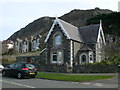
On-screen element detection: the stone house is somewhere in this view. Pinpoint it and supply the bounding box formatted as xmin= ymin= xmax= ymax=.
xmin=31 ymin=35 xmax=41 ymax=51
xmin=14 ymin=35 xmax=41 ymax=53
xmin=2 ymin=40 xmax=14 ymax=54
xmin=14 ymin=38 xmax=23 ymax=53
xmin=22 ymin=38 xmax=29 ymax=53
xmin=44 ymin=17 xmax=106 ymax=68
xmin=105 ymin=34 xmax=120 ymax=43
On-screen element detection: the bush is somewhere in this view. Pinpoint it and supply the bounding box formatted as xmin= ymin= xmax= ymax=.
xmin=93 ymin=55 xmax=120 ymax=66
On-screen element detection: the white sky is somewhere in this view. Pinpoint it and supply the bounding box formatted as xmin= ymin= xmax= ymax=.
xmin=0 ymin=0 xmax=120 ymax=41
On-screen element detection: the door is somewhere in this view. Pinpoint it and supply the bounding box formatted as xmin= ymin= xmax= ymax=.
xmin=6 ymin=63 xmax=16 ymax=76
xmin=12 ymin=63 xmax=22 ymax=76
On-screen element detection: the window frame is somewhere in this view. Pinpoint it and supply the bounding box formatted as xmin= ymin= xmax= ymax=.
xmin=8 ymin=63 xmax=16 ymax=68
xmin=14 ymin=63 xmax=22 ymax=68
xmin=80 ymin=53 xmax=87 ymax=65
xmin=52 ymin=52 xmax=57 ymax=63
xmin=51 ymin=51 xmax=63 ymax=64
xmin=54 ymin=35 xmax=62 ymax=45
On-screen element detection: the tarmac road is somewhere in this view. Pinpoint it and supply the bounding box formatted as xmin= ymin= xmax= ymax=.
xmin=0 ymin=73 xmax=119 ymax=88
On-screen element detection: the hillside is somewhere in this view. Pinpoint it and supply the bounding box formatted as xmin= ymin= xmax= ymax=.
xmin=86 ymin=12 xmax=120 ymax=36
xmin=7 ymin=8 xmax=113 ymax=48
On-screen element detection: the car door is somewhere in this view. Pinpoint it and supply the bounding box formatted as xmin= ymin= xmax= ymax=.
xmin=6 ymin=63 xmax=16 ymax=76
xmin=12 ymin=63 xmax=22 ymax=76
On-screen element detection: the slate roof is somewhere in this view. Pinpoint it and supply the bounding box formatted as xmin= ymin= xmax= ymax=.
xmin=45 ymin=18 xmax=100 ymax=44
xmin=79 ymin=24 xmax=100 ymax=44
xmin=59 ymin=19 xmax=83 ymax=42
xmin=45 ymin=18 xmax=83 ymax=43
xmin=80 ymin=44 xmax=92 ymax=51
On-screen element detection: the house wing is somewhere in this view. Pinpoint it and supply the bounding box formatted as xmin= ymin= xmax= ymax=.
xmin=45 ymin=18 xmax=83 ymax=43
xmin=79 ymin=24 xmax=100 ymax=44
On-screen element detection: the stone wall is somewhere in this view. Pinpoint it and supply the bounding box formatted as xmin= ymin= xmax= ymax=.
xmin=73 ymin=64 xmax=118 ymax=73
xmin=16 ymin=55 xmax=71 ymax=73
xmin=16 ymin=54 xmax=119 ymax=73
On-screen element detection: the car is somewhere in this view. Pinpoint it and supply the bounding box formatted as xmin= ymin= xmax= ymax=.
xmin=0 ymin=64 xmax=4 ymax=72
xmin=2 ymin=62 xmax=38 ymax=79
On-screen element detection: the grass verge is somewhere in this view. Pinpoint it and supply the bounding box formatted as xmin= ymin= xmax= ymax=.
xmin=36 ymin=72 xmax=115 ymax=82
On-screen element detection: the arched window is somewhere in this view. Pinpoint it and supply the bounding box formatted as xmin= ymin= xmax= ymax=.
xmin=55 ymin=35 xmax=62 ymax=45
xmin=82 ymin=55 xmax=86 ymax=62
xmin=90 ymin=54 xmax=93 ymax=61
xmin=80 ymin=54 xmax=87 ymax=64
xmin=89 ymin=54 xmax=93 ymax=63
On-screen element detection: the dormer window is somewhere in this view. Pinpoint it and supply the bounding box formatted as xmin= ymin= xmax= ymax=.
xmin=55 ymin=35 xmax=62 ymax=45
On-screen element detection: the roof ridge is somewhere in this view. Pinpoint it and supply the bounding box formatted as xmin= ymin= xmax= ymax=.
xmin=58 ymin=19 xmax=78 ymax=29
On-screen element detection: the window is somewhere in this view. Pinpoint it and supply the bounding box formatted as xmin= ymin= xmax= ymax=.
xmin=8 ymin=63 xmax=15 ymax=68
xmin=82 ymin=55 xmax=86 ymax=62
xmin=32 ymin=40 xmax=37 ymax=50
xmin=89 ymin=54 xmax=93 ymax=63
xmin=26 ymin=64 xmax=36 ymax=69
xmin=37 ymin=38 xmax=40 ymax=43
xmin=90 ymin=55 xmax=93 ymax=61
xmin=55 ymin=35 xmax=61 ymax=45
xmin=52 ymin=52 xmax=57 ymax=62
xmin=33 ymin=40 xmax=36 ymax=43
xmin=80 ymin=54 xmax=87 ymax=64
xmin=51 ymin=51 xmax=63 ymax=63
xmin=14 ymin=63 xmax=21 ymax=68
xmin=24 ymin=41 xmax=27 ymax=45
xmin=57 ymin=51 xmax=63 ymax=63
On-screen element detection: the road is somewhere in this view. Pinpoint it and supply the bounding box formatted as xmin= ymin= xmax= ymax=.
xmin=0 ymin=73 xmax=119 ymax=88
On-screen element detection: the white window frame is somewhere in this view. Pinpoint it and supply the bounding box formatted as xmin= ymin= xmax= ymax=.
xmin=89 ymin=52 xmax=93 ymax=63
xmin=51 ymin=51 xmax=63 ymax=64
xmin=79 ymin=53 xmax=87 ymax=65
xmin=51 ymin=52 xmax=57 ymax=63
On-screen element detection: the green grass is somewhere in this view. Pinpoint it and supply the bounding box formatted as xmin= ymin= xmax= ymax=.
xmin=36 ymin=72 xmax=115 ymax=82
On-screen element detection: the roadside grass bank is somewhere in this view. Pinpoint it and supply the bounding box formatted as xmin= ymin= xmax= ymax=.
xmin=36 ymin=72 xmax=115 ymax=82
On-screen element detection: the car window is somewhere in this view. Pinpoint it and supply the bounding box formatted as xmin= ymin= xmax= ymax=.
xmin=14 ymin=63 xmax=22 ymax=68
xmin=8 ymin=63 xmax=16 ymax=68
xmin=25 ymin=64 xmax=35 ymax=69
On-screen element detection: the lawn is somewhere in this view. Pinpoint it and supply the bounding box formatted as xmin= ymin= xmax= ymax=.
xmin=36 ymin=72 xmax=115 ymax=82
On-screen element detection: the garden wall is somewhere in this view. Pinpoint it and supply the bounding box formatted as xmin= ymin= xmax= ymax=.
xmin=73 ymin=64 xmax=118 ymax=73
xmin=16 ymin=56 xmax=119 ymax=73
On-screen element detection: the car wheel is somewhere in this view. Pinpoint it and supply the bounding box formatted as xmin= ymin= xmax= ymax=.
xmin=17 ymin=72 xmax=23 ymax=79
xmin=2 ymin=71 xmax=6 ymax=77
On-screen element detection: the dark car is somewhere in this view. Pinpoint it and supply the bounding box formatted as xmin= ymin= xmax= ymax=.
xmin=2 ymin=62 xmax=38 ymax=79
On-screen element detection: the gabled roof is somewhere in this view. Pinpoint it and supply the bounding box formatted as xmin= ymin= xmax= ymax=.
xmin=59 ymin=19 xmax=83 ymax=42
xmin=45 ymin=17 xmax=83 ymax=42
xmin=79 ymin=24 xmax=100 ymax=44
xmin=80 ymin=44 xmax=92 ymax=51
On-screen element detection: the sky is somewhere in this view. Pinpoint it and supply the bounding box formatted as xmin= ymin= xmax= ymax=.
xmin=0 ymin=0 xmax=120 ymax=41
